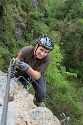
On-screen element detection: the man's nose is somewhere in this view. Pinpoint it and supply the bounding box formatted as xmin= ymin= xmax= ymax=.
xmin=41 ymin=52 xmax=45 ymax=56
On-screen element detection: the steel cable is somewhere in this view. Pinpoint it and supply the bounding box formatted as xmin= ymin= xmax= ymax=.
xmin=29 ymin=76 xmax=71 ymax=125
xmin=1 ymin=59 xmax=12 ymax=125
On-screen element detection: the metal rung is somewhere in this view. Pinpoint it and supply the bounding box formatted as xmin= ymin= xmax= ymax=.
xmin=60 ymin=116 xmax=70 ymax=124
xmin=15 ymin=76 xmax=32 ymax=91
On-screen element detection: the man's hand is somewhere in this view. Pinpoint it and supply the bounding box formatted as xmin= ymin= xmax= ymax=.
xmin=16 ymin=59 xmax=30 ymax=71
xmin=8 ymin=66 xmax=16 ymax=78
xmin=10 ymin=66 xmax=16 ymax=78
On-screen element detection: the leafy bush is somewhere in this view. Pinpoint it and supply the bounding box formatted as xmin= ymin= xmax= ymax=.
xmin=0 ymin=46 xmax=11 ymax=72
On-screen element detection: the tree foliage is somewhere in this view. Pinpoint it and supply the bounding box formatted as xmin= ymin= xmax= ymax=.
xmin=0 ymin=0 xmax=83 ymax=125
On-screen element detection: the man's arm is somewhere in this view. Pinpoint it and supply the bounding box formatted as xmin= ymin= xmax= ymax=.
xmin=16 ymin=59 xmax=41 ymax=80
xmin=27 ymin=67 xmax=41 ymax=80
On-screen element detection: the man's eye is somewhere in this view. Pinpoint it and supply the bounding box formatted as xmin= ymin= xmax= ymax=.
xmin=39 ymin=48 xmax=49 ymax=54
xmin=40 ymin=49 xmax=43 ymax=52
xmin=44 ymin=51 xmax=48 ymax=54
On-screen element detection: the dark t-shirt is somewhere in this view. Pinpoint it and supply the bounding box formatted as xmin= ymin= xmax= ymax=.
xmin=17 ymin=46 xmax=51 ymax=75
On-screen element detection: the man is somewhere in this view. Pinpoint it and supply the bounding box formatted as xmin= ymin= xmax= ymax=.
xmin=12 ymin=35 xmax=54 ymax=107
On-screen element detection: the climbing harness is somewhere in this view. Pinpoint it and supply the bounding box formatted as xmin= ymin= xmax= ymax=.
xmin=1 ymin=58 xmax=70 ymax=125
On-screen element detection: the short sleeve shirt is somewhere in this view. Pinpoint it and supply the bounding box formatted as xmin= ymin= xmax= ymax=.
xmin=17 ymin=46 xmax=51 ymax=76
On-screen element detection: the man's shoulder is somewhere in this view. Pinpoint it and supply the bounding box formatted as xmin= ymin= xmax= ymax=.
xmin=20 ymin=46 xmax=34 ymax=52
xmin=21 ymin=46 xmax=34 ymax=50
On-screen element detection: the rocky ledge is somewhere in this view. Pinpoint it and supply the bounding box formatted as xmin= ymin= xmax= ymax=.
xmin=0 ymin=71 xmax=61 ymax=125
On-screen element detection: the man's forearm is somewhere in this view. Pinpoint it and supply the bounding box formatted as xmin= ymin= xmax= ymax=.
xmin=26 ymin=67 xmax=41 ymax=80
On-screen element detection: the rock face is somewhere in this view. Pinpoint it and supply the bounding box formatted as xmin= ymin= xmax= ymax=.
xmin=0 ymin=71 xmax=61 ymax=125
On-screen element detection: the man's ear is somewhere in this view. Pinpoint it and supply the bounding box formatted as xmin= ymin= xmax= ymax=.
xmin=35 ymin=44 xmax=39 ymax=49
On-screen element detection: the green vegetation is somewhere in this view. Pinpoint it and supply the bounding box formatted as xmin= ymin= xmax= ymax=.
xmin=0 ymin=0 xmax=83 ymax=125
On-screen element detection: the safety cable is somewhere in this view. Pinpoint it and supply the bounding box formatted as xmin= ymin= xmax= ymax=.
xmin=27 ymin=75 xmax=71 ymax=125
xmin=1 ymin=59 xmax=12 ymax=125
xmin=16 ymin=74 xmax=70 ymax=125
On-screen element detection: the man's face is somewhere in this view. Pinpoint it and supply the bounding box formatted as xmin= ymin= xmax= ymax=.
xmin=35 ymin=44 xmax=49 ymax=59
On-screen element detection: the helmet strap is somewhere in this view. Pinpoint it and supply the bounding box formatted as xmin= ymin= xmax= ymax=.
xmin=34 ymin=44 xmax=39 ymax=56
